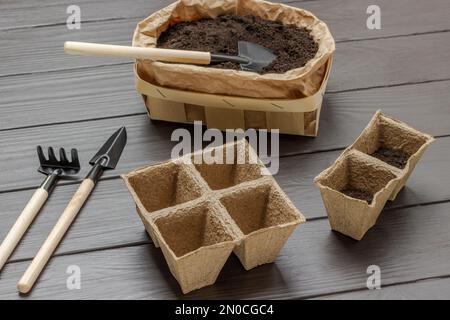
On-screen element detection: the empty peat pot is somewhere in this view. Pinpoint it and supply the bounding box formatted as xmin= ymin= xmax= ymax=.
xmin=152 ymin=200 xmax=238 ymax=294
xmin=123 ymin=161 xmax=207 ymax=247
xmin=122 ymin=140 xmax=305 ymax=293
xmin=219 ymin=181 xmax=302 ymax=270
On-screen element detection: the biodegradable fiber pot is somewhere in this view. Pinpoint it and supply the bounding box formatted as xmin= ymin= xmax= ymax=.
xmin=133 ymin=0 xmax=335 ymax=100
xmin=314 ymin=150 xmax=402 ymax=241
xmin=315 ymin=111 xmax=435 ymax=240
xmin=122 ymin=140 xmax=305 ymax=293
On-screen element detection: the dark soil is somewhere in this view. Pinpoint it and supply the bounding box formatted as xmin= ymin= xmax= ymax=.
xmin=371 ymin=147 xmax=409 ymax=169
xmin=341 ymin=188 xmax=374 ymax=204
xmin=157 ymin=15 xmax=318 ymax=74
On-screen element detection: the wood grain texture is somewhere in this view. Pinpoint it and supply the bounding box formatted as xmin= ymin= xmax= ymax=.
xmin=1 ymin=78 xmax=448 ymax=191
xmin=0 ymin=0 xmax=168 ymax=30
xmin=0 ymin=103 xmax=446 ymax=191
xmin=294 ymin=0 xmax=450 ymax=41
xmin=3 ymin=0 xmax=450 ymax=41
xmin=2 ymin=69 xmax=450 ymax=134
xmin=280 ymin=79 xmax=450 ymax=155
xmin=0 ymin=116 xmax=182 ymax=191
xmin=0 ymin=137 xmax=447 ymax=264
xmin=315 ymin=278 xmax=450 ymax=300
xmin=328 ymin=32 xmax=450 ymax=92
xmin=0 ymin=64 xmax=143 ymax=130
xmin=0 ymin=19 xmax=135 ymax=77
xmin=1 ymin=0 xmax=450 ymax=300
xmin=0 ymin=201 xmax=449 ymax=299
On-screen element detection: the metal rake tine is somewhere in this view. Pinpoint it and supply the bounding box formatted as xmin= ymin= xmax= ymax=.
xmin=37 ymin=146 xmax=47 ymax=164
xmin=70 ymin=148 xmax=80 ymax=167
xmin=47 ymin=147 xmax=58 ymax=162
xmin=59 ymin=148 xmax=69 ymax=164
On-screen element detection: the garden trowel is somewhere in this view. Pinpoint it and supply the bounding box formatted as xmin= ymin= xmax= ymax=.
xmin=64 ymin=41 xmax=277 ymax=72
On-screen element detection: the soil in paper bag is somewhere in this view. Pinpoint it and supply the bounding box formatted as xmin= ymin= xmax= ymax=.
xmin=157 ymin=15 xmax=318 ymax=74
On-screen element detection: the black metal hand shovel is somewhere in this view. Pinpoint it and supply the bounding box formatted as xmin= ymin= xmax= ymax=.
xmin=64 ymin=41 xmax=277 ymax=72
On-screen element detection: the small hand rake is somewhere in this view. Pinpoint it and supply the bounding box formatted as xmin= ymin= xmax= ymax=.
xmin=0 ymin=146 xmax=80 ymax=271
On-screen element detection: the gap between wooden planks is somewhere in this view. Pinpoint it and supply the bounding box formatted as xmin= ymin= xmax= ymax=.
xmin=0 ymin=135 xmax=448 ymax=264
xmin=313 ymin=276 xmax=450 ymax=300
xmin=2 ymin=64 xmax=450 ymax=132
xmin=0 ymin=201 xmax=449 ymax=299
xmin=0 ymin=93 xmax=448 ymax=192
xmin=0 ymin=0 xmax=450 ymax=300
xmin=2 ymin=0 xmax=450 ymax=42
xmin=1 ymin=0 xmax=450 ymax=79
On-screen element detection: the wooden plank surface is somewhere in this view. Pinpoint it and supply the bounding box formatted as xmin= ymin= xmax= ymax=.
xmin=3 ymin=0 xmax=450 ymax=42
xmin=0 ymin=202 xmax=449 ymax=299
xmin=0 ymin=19 xmax=134 ymax=77
xmin=0 ymin=0 xmax=168 ymax=30
xmin=0 ymin=64 xmax=143 ymax=130
xmin=328 ymin=32 xmax=450 ymax=92
xmin=294 ymin=0 xmax=450 ymax=41
xmin=315 ymin=278 xmax=450 ymax=300
xmin=276 ymin=79 xmax=450 ymax=156
xmin=2 ymin=68 xmax=450 ymax=134
xmin=1 ymin=0 xmax=450 ymax=300
xmin=0 ymin=97 xmax=446 ymax=193
xmin=0 ymin=116 xmax=181 ymax=191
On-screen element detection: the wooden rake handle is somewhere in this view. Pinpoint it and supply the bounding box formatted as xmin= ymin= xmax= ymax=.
xmin=0 ymin=188 xmax=48 ymax=272
xmin=64 ymin=41 xmax=212 ymax=65
xmin=17 ymin=179 xmax=95 ymax=293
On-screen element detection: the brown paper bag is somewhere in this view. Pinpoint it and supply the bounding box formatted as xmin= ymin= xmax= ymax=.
xmin=133 ymin=0 xmax=335 ymax=99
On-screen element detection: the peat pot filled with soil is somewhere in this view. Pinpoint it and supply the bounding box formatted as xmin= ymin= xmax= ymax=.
xmin=314 ymin=111 xmax=435 ymax=240
xmin=133 ymin=0 xmax=335 ymax=136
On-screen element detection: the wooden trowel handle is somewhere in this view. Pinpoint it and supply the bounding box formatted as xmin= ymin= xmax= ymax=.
xmin=17 ymin=179 xmax=95 ymax=294
xmin=0 ymin=188 xmax=48 ymax=272
xmin=64 ymin=41 xmax=211 ymax=65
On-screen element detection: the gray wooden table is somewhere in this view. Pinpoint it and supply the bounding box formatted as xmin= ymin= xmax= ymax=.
xmin=1 ymin=0 xmax=449 ymax=299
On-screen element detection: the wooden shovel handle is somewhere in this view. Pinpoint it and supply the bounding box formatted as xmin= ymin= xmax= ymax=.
xmin=17 ymin=179 xmax=95 ymax=293
xmin=64 ymin=41 xmax=212 ymax=65
xmin=0 ymin=188 xmax=48 ymax=272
